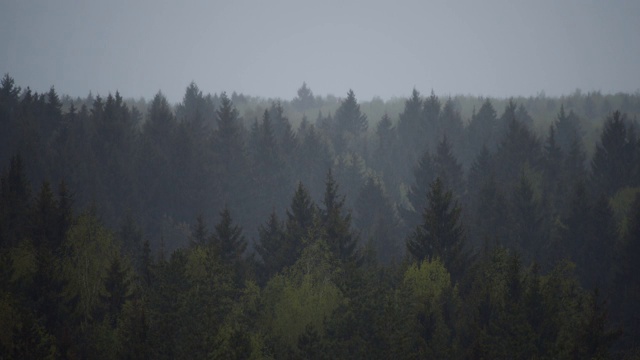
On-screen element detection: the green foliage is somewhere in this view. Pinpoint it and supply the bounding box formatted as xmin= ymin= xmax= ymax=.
xmin=261 ymin=240 xmax=344 ymax=354
xmin=393 ymin=258 xmax=460 ymax=358
xmin=1 ymin=76 xmax=638 ymax=358
xmin=62 ymin=210 xmax=119 ymax=325
xmin=320 ymin=169 xmax=359 ymax=265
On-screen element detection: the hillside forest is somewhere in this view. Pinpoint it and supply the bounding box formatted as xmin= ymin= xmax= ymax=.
xmin=1 ymin=74 xmax=640 ymax=359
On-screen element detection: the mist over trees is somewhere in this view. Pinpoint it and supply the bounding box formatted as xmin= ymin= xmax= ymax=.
xmin=1 ymin=74 xmax=640 ymax=358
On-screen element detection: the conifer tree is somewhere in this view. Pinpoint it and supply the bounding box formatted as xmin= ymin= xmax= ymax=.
xmin=332 ymin=89 xmax=367 ymax=154
xmin=321 ymin=170 xmax=358 ymax=265
xmin=292 ymin=82 xmax=316 ymax=112
xmin=407 ymin=178 xmax=468 ymax=281
xmin=466 ymin=99 xmax=497 ymax=154
xmin=434 ymin=135 xmax=464 ymax=197
xmin=284 ymin=183 xmax=317 ymax=266
xmin=189 ymin=215 xmax=208 ymax=248
xmin=354 ymin=176 xmax=400 ymax=264
xmin=400 ymin=150 xmax=435 ymax=233
xmin=102 ymin=254 xmax=132 ymax=326
xmin=212 ymin=206 xmax=247 ymax=266
xmin=591 ymin=111 xmax=637 ymax=196
xmin=256 ymin=211 xmax=287 ymax=280
xmin=397 ymin=89 xmax=425 ymax=169
xmin=554 ymin=105 xmax=582 ymax=153
xmin=510 ymin=172 xmax=544 ymax=262
xmin=438 ymin=98 xmax=464 ymax=144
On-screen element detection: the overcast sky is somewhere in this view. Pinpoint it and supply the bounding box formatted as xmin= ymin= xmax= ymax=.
xmin=2 ymin=0 xmax=639 ymax=102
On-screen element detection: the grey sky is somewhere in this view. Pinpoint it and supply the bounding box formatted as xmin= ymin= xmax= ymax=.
xmin=2 ymin=0 xmax=639 ymax=102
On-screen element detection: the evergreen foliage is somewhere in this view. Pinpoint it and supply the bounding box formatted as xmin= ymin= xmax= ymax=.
xmin=0 ymin=75 xmax=636 ymax=357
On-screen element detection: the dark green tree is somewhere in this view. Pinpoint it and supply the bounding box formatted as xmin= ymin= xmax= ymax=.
xmin=510 ymin=172 xmax=544 ymax=263
xmin=256 ymin=211 xmax=287 ymax=281
xmin=354 ymin=176 xmax=400 ymax=265
xmin=438 ymin=98 xmax=464 ymax=145
xmin=284 ymin=182 xmax=318 ymax=266
xmin=465 ymin=99 xmax=497 ymax=157
xmin=433 ymin=135 xmax=464 ymax=197
xmin=321 ymin=170 xmax=358 ymax=265
xmin=579 ymin=195 xmax=617 ymax=291
xmin=406 ymin=178 xmax=468 ymax=281
xmin=554 ymin=105 xmax=582 ymax=153
xmin=396 ymin=89 xmax=425 ymax=175
xmin=332 ymin=90 xmax=367 ymax=154
xmin=572 ymin=289 xmax=620 ymax=359
xmin=615 ymin=193 xmax=640 ymax=347
xmin=212 ymin=92 xmax=249 ymax=208
xmin=0 ymin=155 xmax=31 ymax=248
xmin=591 ymin=110 xmax=637 ymax=196
xmin=211 ymin=206 xmax=247 ymax=269
xmin=422 ymin=90 xmax=442 ymax=148
xmin=494 ymin=113 xmax=541 ymax=190
xmin=102 ymin=254 xmax=132 ymax=326
xmin=399 ymin=150 xmax=435 ymax=234
xmin=189 ymin=214 xmax=208 ymax=248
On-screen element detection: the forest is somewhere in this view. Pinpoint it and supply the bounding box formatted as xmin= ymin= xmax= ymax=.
xmin=1 ymin=74 xmax=640 ymax=359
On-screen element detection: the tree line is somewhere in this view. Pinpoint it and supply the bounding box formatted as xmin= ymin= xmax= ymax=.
xmin=1 ymin=74 xmax=639 ymax=358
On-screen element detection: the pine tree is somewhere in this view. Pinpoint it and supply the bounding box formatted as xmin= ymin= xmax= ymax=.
xmin=591 ymin=110 xmax=637 ymax=196
xmin=615 ymin=193 xmax=640 ymax=346
xmin=354 ymin=176 xmax=400 ymax=265
xmin=433 ymin=135 xmax=464 ymax=197
xmin=321 ymin=170 xmax=358 ymax=265
xmin=31 ymin=181 xmax=58 ymax=250
xmin=284 ymin=182 xmax=317 ymax=266
xmin=579 ymin=195 xmax=617 ymax=291
xmin=438 ymin=98 xmax=464 ymax=145
xmin=189 ymin=215 xmax=208 ymax=248
xmin=466 ymin=99 xmax=497 ymax=155
xmin=333 ymin=89 xmax=367 ymax=153
xmin=406 ymin=178 xmax=468 ymax=281
xmin=0 ymin=155 xmax=31 ymax=248
xmin=292 ymin=82 xmax=316 ymax=112
xmin=510 ymin=172 xmax=544 ymax=263
xmin=335 ymin=89 xmax=367 ymax=136
xmin=494 ymin=114 xmax=541 ymax=189
xmin=256 ymin=211 xmax=287 ymax=280
xmin=102 ymin=254 xmax=132 ymax=326
xmin=212 ymin=206 xmax=247 ymax=267
xmin=212 ymin=92 xmax=249 ymax=207
xmin=400 ymin=149 xmax=435 ymax=233
xmin=554 ymin=105 xmax=582 ymax=153
xmin=56 ymin=180 xmax=73 ymax=247
xmin=542 ymin=125 xmax=564 ymax=212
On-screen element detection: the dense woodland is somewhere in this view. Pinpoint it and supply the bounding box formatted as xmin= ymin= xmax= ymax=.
xmin=1 ymin=73 xmax=640 ymax=359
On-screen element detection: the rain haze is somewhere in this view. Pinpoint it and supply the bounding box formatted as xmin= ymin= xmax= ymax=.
xmin=4 ymin=1 xmax=640 ymax=358
xmin=2 ymin=0 xmax=639 ymax=101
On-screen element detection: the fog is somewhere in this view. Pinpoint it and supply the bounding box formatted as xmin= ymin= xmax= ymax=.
xmin=2 ymin=0 xmax=639 ymax=101
xmin=3 ymin=1 xmax=640 ymax=358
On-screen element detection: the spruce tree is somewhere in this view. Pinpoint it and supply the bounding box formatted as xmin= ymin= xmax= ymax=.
xmin=400 ymin=150 xmax=435 ymax=233
xmin=406 ymin=178 xmax=468 ymax=280
xmin=102 ymin=254 xmax=132 ymax=326
xmin=284 ymin=183 xmax=317 ymax=267
xmin=434 ymin=135 xmax=464 ymax=197
xmin=256 ymin=211 xmax=287 ymax=280
xmin=321 ymin=170 xmax=358 ymax=265
xmin=591 ymin=111 xmax=637 ymax=196
xmin=212 ymin=206 xmax=247 ymax=266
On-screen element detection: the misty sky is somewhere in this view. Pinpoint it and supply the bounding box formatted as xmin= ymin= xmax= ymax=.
xmin=2 ymin=0 xmax=639 ymax=102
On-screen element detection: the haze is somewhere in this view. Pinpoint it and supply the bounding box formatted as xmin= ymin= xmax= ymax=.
xmin=2 ymin=0 xmax=639 ymax=101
